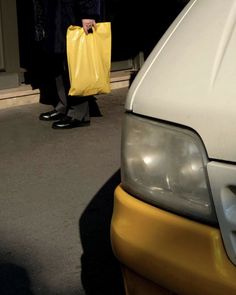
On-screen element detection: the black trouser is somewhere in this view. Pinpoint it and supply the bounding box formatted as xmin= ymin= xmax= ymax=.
xmin=39 ymin=52 xmax=90 ymax=121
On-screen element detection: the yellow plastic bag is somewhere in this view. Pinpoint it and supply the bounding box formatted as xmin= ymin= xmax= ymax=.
xmin=66 ymin=22 xmax=111 ymax=96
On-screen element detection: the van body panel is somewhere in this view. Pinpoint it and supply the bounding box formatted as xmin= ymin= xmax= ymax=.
xmin=126 ymin=0 xmax=236 ymax=162
xmin=111 ymin=186 xmax=236 ymax=295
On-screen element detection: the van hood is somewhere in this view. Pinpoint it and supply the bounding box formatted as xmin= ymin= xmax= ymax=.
xmin=126 ymin=0 xmax=236 ymax=163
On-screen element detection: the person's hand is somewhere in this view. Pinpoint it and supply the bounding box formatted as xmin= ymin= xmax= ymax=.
xmin=82 ymin=19 xmax=97 ymax=35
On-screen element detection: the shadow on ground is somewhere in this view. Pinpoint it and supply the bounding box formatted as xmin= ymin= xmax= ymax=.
xmin=79 ymin=169 xmax=125 ymax=295
xmin=0 ymin=171 xmax=124 ymax=295
xmin=0 ymin=263 xmax=34 ymax=295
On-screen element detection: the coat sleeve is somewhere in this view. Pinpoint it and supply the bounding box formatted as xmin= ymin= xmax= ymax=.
xmin=78 ymin=0 xmax=101 ymax=20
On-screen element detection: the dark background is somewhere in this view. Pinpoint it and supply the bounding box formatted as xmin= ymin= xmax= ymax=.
xmin=17 ymin=0 xmax=190 ymax=69
xmin=107 ymin=0 xmax=189 ymax=60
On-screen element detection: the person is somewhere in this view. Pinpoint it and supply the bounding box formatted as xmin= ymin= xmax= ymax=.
xmin=25 ymin=0 xmax=102 ymax=129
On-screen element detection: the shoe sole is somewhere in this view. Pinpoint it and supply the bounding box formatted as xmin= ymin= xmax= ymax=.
xmin=52 ymin=121 xmax=91 ymax=129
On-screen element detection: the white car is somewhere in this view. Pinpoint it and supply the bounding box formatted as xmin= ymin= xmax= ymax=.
xmin=111 ymin=0 xmax=236 ymax=294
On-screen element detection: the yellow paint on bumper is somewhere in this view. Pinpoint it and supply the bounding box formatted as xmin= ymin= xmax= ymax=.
xmin=111 ymin=185 xmax=236 ymax=295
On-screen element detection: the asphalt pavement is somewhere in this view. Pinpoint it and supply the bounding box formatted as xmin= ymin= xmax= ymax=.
xmin=0 ymin=88 xmax=128 ymax=295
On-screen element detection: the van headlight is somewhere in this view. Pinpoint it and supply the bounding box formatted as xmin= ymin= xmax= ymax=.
xmin=121 ymin=113 xmax=217 ymax=224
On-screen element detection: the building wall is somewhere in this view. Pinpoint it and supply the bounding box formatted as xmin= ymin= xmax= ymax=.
xmin=0 ymin=0 xmax=20 ymax=90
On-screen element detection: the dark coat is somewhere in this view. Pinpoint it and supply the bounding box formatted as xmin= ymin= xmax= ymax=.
xmin=17 ymin=0 xmax=102 ymax=105
xmin=36 ymin=0 xmax=101 ymax=54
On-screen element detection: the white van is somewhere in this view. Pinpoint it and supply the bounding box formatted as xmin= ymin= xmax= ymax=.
xmin=111 ymin=0 xmax=236 ymax=294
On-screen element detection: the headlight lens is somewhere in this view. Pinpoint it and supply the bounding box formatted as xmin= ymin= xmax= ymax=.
xmin=121 ymin=113 xmax=217 ymax=224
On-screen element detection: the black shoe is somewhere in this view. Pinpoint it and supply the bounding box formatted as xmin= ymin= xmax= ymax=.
xmin=52 ymin=116 xmax=90 ymax=129
xmin=39 ymin=110 xmax=65 ymax=121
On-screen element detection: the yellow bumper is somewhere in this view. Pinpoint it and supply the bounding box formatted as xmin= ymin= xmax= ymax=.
xmin=111 ymin=185 xmax=236 ymax=295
